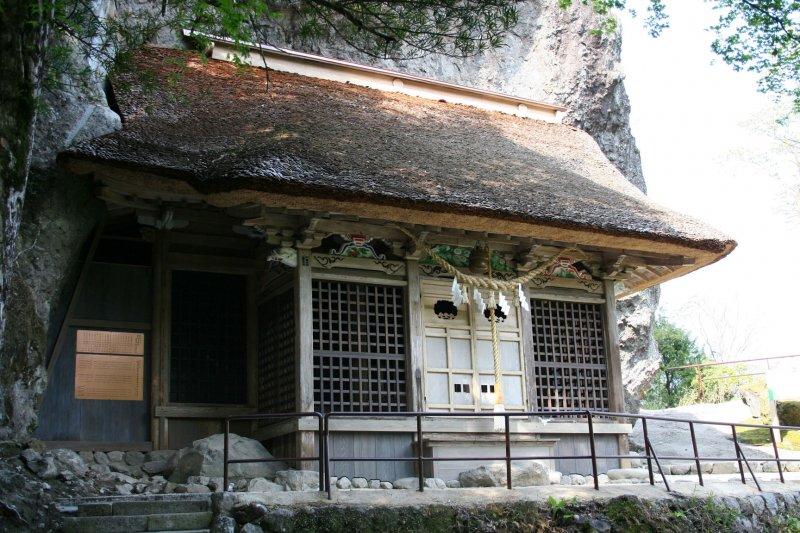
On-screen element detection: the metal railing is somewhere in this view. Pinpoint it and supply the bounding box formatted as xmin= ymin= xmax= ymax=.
xmin=221 ymin=410 xmax=800 ymax=498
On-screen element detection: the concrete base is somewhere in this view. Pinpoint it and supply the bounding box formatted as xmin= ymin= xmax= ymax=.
xmin=222 ymin=478 xmax=800 ymax=510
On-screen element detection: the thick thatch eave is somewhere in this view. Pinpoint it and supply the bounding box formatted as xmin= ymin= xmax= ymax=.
xmin=60 ymin=47 xmax=735 ymax=291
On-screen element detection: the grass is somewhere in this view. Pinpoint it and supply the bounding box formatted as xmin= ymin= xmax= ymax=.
xmin=735 ymin=426 xmax=800 ymax=451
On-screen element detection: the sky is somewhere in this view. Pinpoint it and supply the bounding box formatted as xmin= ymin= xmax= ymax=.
xmin=619 ymin=3 xmax=800 ymax=360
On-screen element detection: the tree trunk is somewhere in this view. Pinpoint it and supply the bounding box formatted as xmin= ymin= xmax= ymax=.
xmin=0 ymin=0 xmax=52 ymax=353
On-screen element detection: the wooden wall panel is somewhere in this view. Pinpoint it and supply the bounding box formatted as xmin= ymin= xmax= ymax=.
xmin=328 ymin=432 xmax=414 ymax=481
xmin=36 ymin=262 xmax=152 ymax=444
xmin=552 ymin=433 xmax=620 ymax=475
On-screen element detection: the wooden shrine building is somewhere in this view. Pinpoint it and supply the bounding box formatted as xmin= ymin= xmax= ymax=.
xmin=42 ymin=39 xmax=735 ymax=480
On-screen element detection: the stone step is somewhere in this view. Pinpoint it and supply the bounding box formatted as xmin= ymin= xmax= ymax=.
xmin=76 ymin=498 xmax=210 ymax=516
xmin=63 ymin=511 xmax=213 ymax=533
xmin=148 ymin=530 xmax=209 ymax=533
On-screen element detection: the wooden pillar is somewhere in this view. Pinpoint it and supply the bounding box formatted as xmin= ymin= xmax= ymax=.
xmin=519 ymin=286 xmax=537 ymax=412
xmin=405 ymin=258 xmax=425 ymax=411
xmin=294 ymin=248 xmax=315 ymax=467
xmin=152 ymin=230 xmax=170 ymax=449
xmin=603 ymin=279 xmax=629 ymax=465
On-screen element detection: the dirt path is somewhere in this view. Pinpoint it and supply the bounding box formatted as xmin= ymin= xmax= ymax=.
xmin=629 ymin=400 xmax=800 ymax=463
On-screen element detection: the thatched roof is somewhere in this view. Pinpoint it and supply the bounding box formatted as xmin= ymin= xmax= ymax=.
xmin=63 ymin=47 xmax=733 ymax=256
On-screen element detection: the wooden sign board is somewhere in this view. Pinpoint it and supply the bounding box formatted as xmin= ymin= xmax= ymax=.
xmin=75 ymin=353 xmax=144 ymax=401
xmin=76 ymin=330 xmax=144 ymax=356
xmin=74 ymin=330 xmax=145 ymax=401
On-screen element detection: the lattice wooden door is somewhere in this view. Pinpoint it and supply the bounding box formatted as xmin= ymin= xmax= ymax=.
xmin=312 ymin=279 xmax=407 ymax=412
xmin=530 ymin=298 xmax=609 ymax=411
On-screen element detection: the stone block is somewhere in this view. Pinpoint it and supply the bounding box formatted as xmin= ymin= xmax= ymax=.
xmin=113 ymin=498 xmax=209 ymax=516
xmin=148 ymin=511 xmax=213 ymax=531
xmin=77 ymin=502 xmax=112 ymax=517
xmin=63 ymin=515 xmax=147 ymax=533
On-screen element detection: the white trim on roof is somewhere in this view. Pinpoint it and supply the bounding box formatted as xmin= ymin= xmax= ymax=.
xmin=184 ymin=30 xmax=564 ymax=123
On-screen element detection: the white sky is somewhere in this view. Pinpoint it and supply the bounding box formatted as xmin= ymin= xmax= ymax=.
xmin=620 ymin=3 xmax=800 ymax=360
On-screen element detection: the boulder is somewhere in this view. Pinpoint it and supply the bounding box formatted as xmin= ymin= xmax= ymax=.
xmin=669 ymin=463 xmax=691 ymax=476
xmin=689 ymin=462 xmax=714 ymax=474
xmin=174 ymin=483 xmax=211 ymax=494
xmin=147 ymin=450 xmax=176 ymax=463
xmin=93 ymin=452 xmax=109 ymax=465
xmin=606 ymin=468 xmax=650 ymax=481
xmin=89 ymin=463 xmax=111 ymax=475
xmin=711 ymin=462 xmax=740 ymax=475
xmin=125 ymin=451 xmax=145 ymax=466
xmin=457 ymin=462 xmax=549 ymax=488
xmin=336 ymin=477 xmax=351 ymax=489
xmin=393 ymin=477 xmax=421 ymax=490
xmin=247 ymin=478 xmax=284 ymax=492
xmin=368 ymin=479 xmax=381 ymax=489
xmin=275 ymin=470 xmax=320 ymax=491
xmin=241 ymin=524 xmax=264 ymax=533
xmin=51 ymin=448 xmax=88 ymax=476
xmin=762 ymin=461 xmax=780 ymax=473
xmin=351 ymin=477 xmax=368 ymax=489
xmin=548 ymin=471 xmax=563 ymax=485
xmin=142 ymin=460 xmax=168 ymax=475
xmin=78 ymin=451 xmax=94 ymax=464
xmin=107 ymin=451 xmax=125 ymax=463
xmin=424 ymin=478 xmax=447 ymax=489
xmin=21 ymin=449 xmax=57 ymax=479
xmin=445 ymin=480 xmax=461 ymax=488
xmin=210 ymin=513 xmax=237 ymax=533
xmin=561 ymin=474 xmax=586 ymax=486
xmin=171 ymin=434 xmax=287 ymax=482
xmin=379 ymin=481 xmax=393 ymax=489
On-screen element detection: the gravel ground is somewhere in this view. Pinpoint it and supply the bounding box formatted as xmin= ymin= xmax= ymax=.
xmin=629 ymin=400 xmax=800 ymax=463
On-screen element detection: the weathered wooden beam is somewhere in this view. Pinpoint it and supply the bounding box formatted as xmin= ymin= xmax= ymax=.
xmin=603 ymin=279 xmax=629 ymax=464
xmin=294 ymin=249 xmax=315 ymax=466
xmin=405 ymin=259 xmax=425 ymax=411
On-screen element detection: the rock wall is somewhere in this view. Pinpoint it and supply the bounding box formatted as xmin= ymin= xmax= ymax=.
xmin=0 ymin=59 xmax=112 ymax=439
xmin=0 ymin=1 xmax=659 ymax=440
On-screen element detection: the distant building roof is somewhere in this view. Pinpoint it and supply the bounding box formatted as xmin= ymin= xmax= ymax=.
xmin=62 ymin=47 xmax=734 ymax=264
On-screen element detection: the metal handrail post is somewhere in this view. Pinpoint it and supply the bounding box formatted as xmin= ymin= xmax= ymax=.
xmin=646 ymin=440 xmax=671 ymax=492
xmin=324 ymin=415 xmax=332 ymax=499
xmin=223 ymin=418 xmax=230 ymax=492
xmin=587 ymin=411 xmax=599 ymax=490
xmin=317 ymin=414 xmax=325 ymax=492
xmin=769 ymin=429 xmax=785 ymax=483
xmin=641 ymin=418 xmax=655 ymax=485
xmin=689 ymin=422 xmax=703 ymax=486
xmin=731 ymin=425 xmax=746 ymax=485
xmin=417 ymin=414 xmax=424 ymax=492
xmin=504 ymin=414 xmax=512 ymax=490
xmin=734 ymin=439 xmax=763 ymax=492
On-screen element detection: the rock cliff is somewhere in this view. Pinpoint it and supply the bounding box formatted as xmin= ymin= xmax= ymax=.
xmin=0 ymin=1 xmax=659 ymax=439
